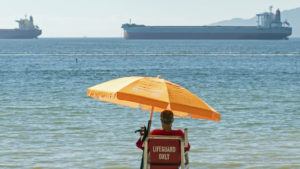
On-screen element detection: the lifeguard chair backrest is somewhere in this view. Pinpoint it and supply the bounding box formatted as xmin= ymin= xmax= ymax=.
xmin=149 ymin=138 xmax=181 ymax=165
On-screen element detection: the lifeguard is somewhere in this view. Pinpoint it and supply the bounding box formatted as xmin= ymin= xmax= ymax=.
xmin=136 ymin=110 xmax=190 ymax=151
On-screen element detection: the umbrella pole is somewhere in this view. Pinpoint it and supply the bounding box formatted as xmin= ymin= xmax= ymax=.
xmin=140 ymin=106 xmax=154 ymax=169
xmin=141 ymin=106 xmax=154 ymax=143
xmin=147 ymin=106 xmax=154 ymax=134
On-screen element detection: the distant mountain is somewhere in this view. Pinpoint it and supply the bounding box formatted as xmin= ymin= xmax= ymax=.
xmin=210 ymin=7 xmax=300 ymax=37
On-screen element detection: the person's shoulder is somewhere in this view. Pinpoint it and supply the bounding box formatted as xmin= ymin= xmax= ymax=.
xmin=150 ymin=129 xmax=164 ymax=135
xmin=172 ymin=129 xmax=184 ymax=136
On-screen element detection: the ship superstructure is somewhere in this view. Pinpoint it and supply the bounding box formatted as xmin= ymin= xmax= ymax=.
xmin=122 ymin=7 xmax=292 ymax=40
xmin=0 ymin=16 xmax=42 ymax=39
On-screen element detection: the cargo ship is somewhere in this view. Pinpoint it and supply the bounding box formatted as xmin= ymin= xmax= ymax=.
xmin=0 ymin=16 xmax=42 ymax=39
xmin=122 ymin=7 xmax=292 ymax=40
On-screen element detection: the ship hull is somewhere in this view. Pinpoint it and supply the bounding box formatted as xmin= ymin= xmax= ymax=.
xmin=0 ymin=29 xmax=42 ymax=39
xmin=122 ymin=25 xmax=292 ymax=40
xmin=124 ymin=32 xmax=290 ymax=40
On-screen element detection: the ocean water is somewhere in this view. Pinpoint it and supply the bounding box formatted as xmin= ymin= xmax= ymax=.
xmin=0 ymin=38 xmax=299 ymax=169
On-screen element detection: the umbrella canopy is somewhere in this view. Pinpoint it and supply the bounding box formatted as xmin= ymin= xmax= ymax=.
xmin=87 ymin=76 xmax=220 ymax=122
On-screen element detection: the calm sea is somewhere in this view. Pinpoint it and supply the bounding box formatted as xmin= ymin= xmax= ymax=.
xmin=0 ymin=38 xmax=299 ymax=169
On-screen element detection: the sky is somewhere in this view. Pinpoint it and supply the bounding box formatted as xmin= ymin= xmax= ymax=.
xmin=0 ymin=0 xmax=299 ymax=37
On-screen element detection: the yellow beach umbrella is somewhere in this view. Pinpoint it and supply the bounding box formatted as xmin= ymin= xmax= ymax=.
xmin=87 ymin=76 xmax=220 ymax=122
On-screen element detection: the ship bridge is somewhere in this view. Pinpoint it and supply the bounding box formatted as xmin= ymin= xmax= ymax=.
xmin=256 ymin=6 xmax=289 ymax=29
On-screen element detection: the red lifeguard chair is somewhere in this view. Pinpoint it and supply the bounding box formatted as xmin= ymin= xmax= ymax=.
xmin=142 ymin=129 xmax=189 ymax=169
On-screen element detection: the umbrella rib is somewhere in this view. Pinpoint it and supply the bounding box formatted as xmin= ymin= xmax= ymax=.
xmin=164 ymin=79 xmax=171 ymax=108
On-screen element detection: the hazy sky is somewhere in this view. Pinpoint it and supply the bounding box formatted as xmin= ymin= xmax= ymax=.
xmin=0 ymin=0 xmax=299 ymax=37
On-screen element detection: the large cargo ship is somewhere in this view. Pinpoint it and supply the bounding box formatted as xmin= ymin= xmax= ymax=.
xmin=122 ymin=7 xmax=292 ymax=40
xmin=0 ymin=16 xmax=42 ymax=39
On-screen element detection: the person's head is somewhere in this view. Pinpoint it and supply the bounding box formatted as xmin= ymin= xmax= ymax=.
xmin=160 ymin=110 xmax=174 ymax=130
